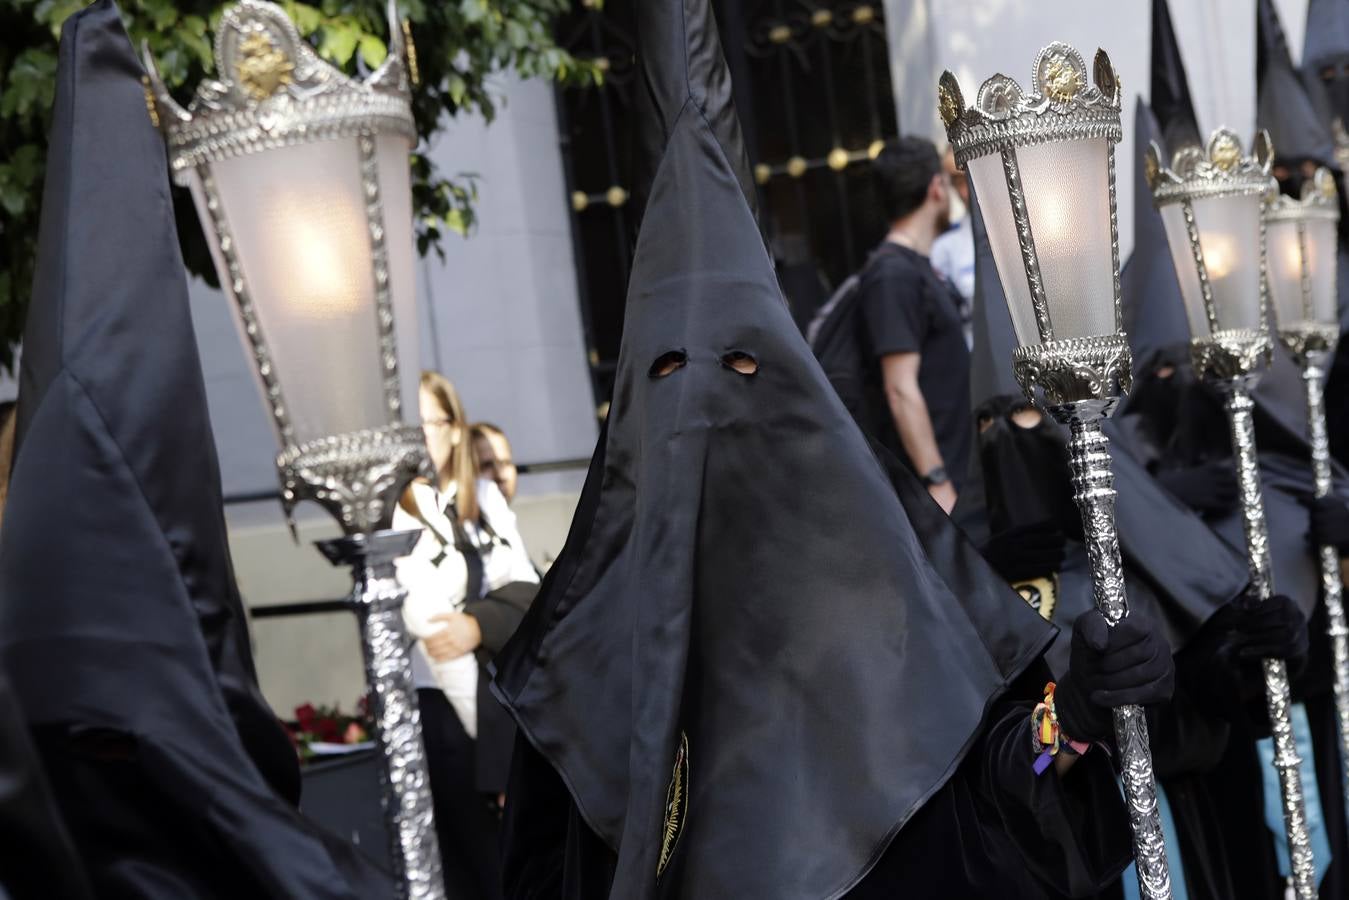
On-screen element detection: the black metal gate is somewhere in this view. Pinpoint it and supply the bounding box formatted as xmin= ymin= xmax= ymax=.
xmin=555 ymin=0 xmax=898 ymax=409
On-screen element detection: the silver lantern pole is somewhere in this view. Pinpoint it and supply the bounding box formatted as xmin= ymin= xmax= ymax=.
xmin=1265 ymin=168 xmax=1349 ymax=823
xmin=939 ymin=44 xmax=1172 ymax=899
xmin=1146 ymin=130 xmax=1316 ymax=900
xmin=143 ymin=2 xmax=444 ymax=897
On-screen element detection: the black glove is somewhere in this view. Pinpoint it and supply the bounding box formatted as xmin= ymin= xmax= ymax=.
xmin=1055 ymin=609 xmax=1175 ymax=743
xmin=1154 ymin=461 xmax=1239 ymax=516
xmin=1309 ymin=495 xmax=1349 ymax=552
xmin=1229 ymin=591 xmax=1309 ymax=665
xmin=980 ymin=521 xmax=1067 ymax=582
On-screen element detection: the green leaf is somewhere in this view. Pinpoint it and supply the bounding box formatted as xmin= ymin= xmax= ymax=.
xmin=34 ymin=0 xmax=84 ymax=36
xmin=446 ymin=73 xmax=467 ymax=107
xmin=445 ymin=206 xmax=468 ymax=236
xmin=281 ymin=1 xmax=323 ymax=35
xmin=141 ymin=0 xmax=178 ymax=32
xmin=317 ymin=21 xmax=360 ymax=65
xmin=358 ymin=34 xmax=387 ymax=68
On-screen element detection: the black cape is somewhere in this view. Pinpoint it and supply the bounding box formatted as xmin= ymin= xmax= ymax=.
xmin=491 ymin=0 xmax=1130 ymax=896
xmin=0 ymin=4 xmax=390 ymax=896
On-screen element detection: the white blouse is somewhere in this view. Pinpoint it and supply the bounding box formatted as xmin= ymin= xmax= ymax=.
xmin=393 ymin=478 xmax=538 ymax=737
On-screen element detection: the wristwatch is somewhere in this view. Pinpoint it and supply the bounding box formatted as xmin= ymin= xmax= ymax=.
xmin=921 ymin=465 xmax=949 ymax=487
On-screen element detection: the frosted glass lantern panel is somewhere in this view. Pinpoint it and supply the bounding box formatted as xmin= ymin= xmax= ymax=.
xmin=1307 ymin=218 xmax=1339 ymax=327
xmin=965 ymin=140 xmax=1116 ymax=347
xmin=1016 ymin=138 xmax=1117 ymax=340
xmin=1190 ymin=193 xmax=1265 ymax=333
xmin=1265 ymin=218 xmax=1307 ymax=327
xmin=376 ymin=134 xmax=422 ymax=425
xmin=208 ymin=138 xmax=389 ymax=445
xmin=967 ymin=156 xmax=1040 ymax=348
xmin=1159 ymin=204 xmax=1209 ymax=339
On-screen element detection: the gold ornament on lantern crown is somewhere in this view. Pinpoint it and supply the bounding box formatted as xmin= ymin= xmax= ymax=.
xmin=938 ymin=42 xmax=1121 ymax=168
xmin=234 ymin=29 xmax=294 ymax=100
xmin=1040 ymin=50 xmax=1083 ymax=103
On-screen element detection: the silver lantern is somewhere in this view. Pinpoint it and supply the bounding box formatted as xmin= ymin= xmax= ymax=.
xmin=1146 ymin=129 xmax=1316 ymax=900
xmin=1265 ymin=167 xmax=1349 ymax=828
xmin=142 ymin=2 xmax=444 ymax=897
xmin=939 ymin=43 xmax=1171 ymax=900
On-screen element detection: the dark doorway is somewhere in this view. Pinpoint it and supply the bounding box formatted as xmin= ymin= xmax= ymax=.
xmin=555 ymin=1 xmax=899 ymax=409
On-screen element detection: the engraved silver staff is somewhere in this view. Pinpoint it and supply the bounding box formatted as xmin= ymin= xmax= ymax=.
xmin=939 ymin=43 xmax=1172 ymax=900
xmin=1264 ymin=167 xmax=1349 ymax=827
xmin=1146 ymin=130 xmax=1317 ymax=900
xmin=143 ymin=2 xmax=445 ymax=896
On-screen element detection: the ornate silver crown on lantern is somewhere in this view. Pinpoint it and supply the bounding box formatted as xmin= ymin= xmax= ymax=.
xmin=1143 ymin=130 xmax=1276 ymax=381
xmin=939 ymin=43 xmax=1127 ymax=409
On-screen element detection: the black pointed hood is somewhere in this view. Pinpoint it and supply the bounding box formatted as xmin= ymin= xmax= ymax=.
xmin=1151 ymin=0 xmax=1203 ymax=152
xmin=1304 ymin=0 xmax=1349 ymax=126
xmin=0 ymin=4 xmax=385 ymax=894
xmin=1258 ymin=0 xmax=1337 ymax=167
xmin=491 ymin=0 xmax=1052 ymax=896
xmin=1123 ymin=101 xmax=1192 ymax=368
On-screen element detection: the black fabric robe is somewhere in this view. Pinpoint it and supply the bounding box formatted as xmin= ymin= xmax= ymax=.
xmin=490 ymin=0 xmax=1131 ymax=896
xmin=0 ymin=5 xmax=391 ymax=896
xmin=501 ymin=662 xmax=1128 ymax=900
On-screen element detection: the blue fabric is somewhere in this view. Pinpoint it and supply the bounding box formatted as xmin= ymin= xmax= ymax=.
xmin=1258 ymin=703 xmax=1332 ymax=885
xmin=1120 ymin=780 xmax=1188 ymax=900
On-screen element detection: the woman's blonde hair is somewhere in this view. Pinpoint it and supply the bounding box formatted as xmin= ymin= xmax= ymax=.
xmin=417 ymin=370 xmax=478 ymax=525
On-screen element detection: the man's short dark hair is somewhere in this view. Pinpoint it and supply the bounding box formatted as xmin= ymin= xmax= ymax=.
xmin=873 ymin=137 xmax=941 ymax=222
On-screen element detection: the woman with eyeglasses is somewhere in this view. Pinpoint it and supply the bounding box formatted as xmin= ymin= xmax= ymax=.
xmin=394 ymin=371 xmax=539 ymax=900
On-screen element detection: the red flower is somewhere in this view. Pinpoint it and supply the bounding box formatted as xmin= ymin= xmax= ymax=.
xmin=295 ymin=703 xmax=317 ymax=731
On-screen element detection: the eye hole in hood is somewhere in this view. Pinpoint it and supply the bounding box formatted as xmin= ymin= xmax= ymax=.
xmin=720 ymin=350 xmax=758 ymax=376
xmin=650 ymin=350 xmax=688 ymax=378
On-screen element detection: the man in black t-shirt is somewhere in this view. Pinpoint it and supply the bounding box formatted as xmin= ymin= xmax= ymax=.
xmin=852 ymin=137 xmax=971 ymax=512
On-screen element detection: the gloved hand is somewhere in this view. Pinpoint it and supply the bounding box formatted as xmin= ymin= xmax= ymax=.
xmin=1055 ymin=609 xmax=1175 ymax=743
xmin=1154 ymin=461 xmax=1239 ymax=516
xmin=1309 ymin=495 xmax=1349 ymax=552
xmin=980 ymin=521 xmax=1067 ymax=582
xmin=1229 ymin=591 xmax=1309 ymax=665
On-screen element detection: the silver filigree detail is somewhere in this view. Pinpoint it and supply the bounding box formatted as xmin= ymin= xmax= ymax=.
xmin=940 ymin=44 xmax=1122 ymax=168
xmin=359 ymin=134 xmax=402 ymax=422
xmin=142 ymin=0 xmax=414 ymax=185
xmin=1109 ymin=143 xmax=1122 ymax=331
xmin=1299 ymin=355 xmax=1349 ymax=838
xmin=1046 ymin=409 xmax=1171 ymax=900
xmin=1279 ymin=323 xmax=1340 ymax=360
xmin=1264 ymin=167 xmax=1340 ymax=224
xmin=1146 ymin=129 xmax=1274 ymax=207
xmin=278 ymin=424 xmax=431 ymax=536
xmin=1001 ymin=146 xmax=1054 ymax=341
xmin=1220 ymin=385 xmax=1318 ymax=900
xmin=319 ymin=531 xmax=445 ymax=900
xmin=199 ymin=170 xmax=295 ymax=447
xmin=1178 ymin=199 xmax=1221 ymax=337
xmin=1190 ymin=329 xmax=1273 ymax=381
xmin=1012 ymin=334 xmax=1132 ymax=406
